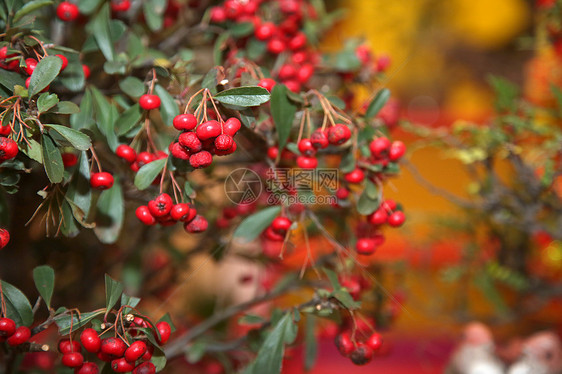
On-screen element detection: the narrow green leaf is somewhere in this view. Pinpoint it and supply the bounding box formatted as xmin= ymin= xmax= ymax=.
xmin=155 ymin=85 xmax=179 ymax=126
xmin=119 ymin=77 xmax=146 ymax=98
xmin=143 ymin=0 xmax=166 ymax=31
xmin=94 ymin=177 xmax=123 ymax=244
xmin=322 ymin=268 xmax=341 ymax=290
xmin=233 ymin=206 xmax=281 ymax=243
xmin=32 ymin=265 xmax=55 ymax=309
xmin=47 ymin=125 xmax=91 ymax=151
xmin=116 ymin=104 xmax=142 ymax=135
xmin=488 ymin=75 xmax=519 ymax=113
xmin=214 ymin=86 xmax=270 ymax=107
xmin=0 ymin=280 xmax=34 ymax=327
xmin=186 ymin=341 xmax=207 ymax=364
xmin=41 ymin=135 xmax=64 ymax=183
xmin=134 ymin=158 xmax=167 ymax=190
xmin=71 ymin=88 xmax=95 ymax=130
xmin=66 ymin=151 xmax=92 ymax=222
xmin=271 ymin=84 xmax=297 ymax=150
xmin=104 ymin=274 xmax=124 ymax=314
xmin=13 ymin=0 xmax=53 ymax=24
xmin=121 ymin=294 xmax=141 ymax=314
xmin=213 ymin=31 xmax=231 ymax=66
xmin=28 ymin=56 xmax=62 ymax=97
xmin=77 ymin=0 xmax=103 ymax=14
xmin=304 ymin=315 xmax=318 ymax=371
xmin=91 ymin=3 xmax=115 ymax=61
xmin=37 ymin=92 xmax=59 ymax=113
xmin=51 ymin=101 xmax=80 ymax=114
xmin=365 ymin=88 xmax=390 ymax=119
xmin=54 ymin=310 xmax=105 ymax=335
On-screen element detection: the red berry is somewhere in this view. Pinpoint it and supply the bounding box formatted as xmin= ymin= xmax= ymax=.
xmin=97 ymin=351 xmax=113 ymax=362
xmin=356 ymin=238 xmax=377 ymax=255
xmin=278 ymin=64 xmax=297 ymax=80
xmin=147 ymin=193 xmax=173 ymax=218
xmin=133 ymin=362 xmax=156 ymax=374
xmin=214 ymin=134 xmax=234 ymax=151
xmin=264 ymin=226 xmax=285 ymax=241
xmin=350 ymin=343 xmax=373 ymax=365
xmin=288 ymin=32 xmax=307 ymax=50
xmin=24 ymin=58 xmax=38 ymax=75
xmin=141 ymin=345 xmax=154 ymax=361
xmin=368 ymin=208 xmax=387 ymax=225
xmin=389 ymin=141 xmax=406 ymax=161
xmin=296 ymin=156 xmax=317 ymax=169
xmin=100 ymin=337 xmax=127 ymax=358
xmin=25 ymin=77 xmax=31 ymax=89
xmin=7 ymin=326 xmax=30 ymax=346
xmin=58 ymin=339 xmax=82 ymax=354
xmin=56 ymin=2 xmax=79 ymax=21
xmin=169 ymin=142 xmax=191 ymax=160
xmin=335 ymin=188 xmax=349 ymax=200
xmin=62 ymin=353 xmax=84 ymax=368
xmin=267 ymin=146 xmax=279 ymax=160
xmin=297 ymin=138 xmax=316 ymax=156
xmin=0 ymin=137 xmax=19 ymax=162
xmin=382 ymin=199 xmax=397 ymax=211
xmin=296 ymin=64 xmax=314 ymax=84
xmin=267 ymin=38 xmax=286 ymax=54
xmin=82 ymin=65 xmax=91 ymax=79
xmin=116 ymin=145 xmax=137 ymax=163
xmin=284 ymin=80 xmax=301 ymax=93
xmin=223 ymin=118 xmax=242 ymax=136
xmin=271 ymin=217 xmax=292 ymax=234
xmin=210 ymin=6 xmax=227 ymax=23
xmin=0 ymin=228 xmax=10 ymax=250
xmin=366 ymin=333 xmax=383 ymax=351
xmin=0 ymin=124 xmax=11 ymax=136
xmin=61 ymin=153 xmax=78 ymax=168
xmin=173 ymin=114 xmax=198 ymax=131
xmin=258 ymin=78 xmax=276 ymax=92
xmin=369 ymin=137 xmax=391 ymax=158
xmin=327 ymin=124 xmax=352 ymax=145
xmin=355 ymin=45 xmax=372 ymax=65
xmin=80 ymin=328 xmax=101 ymax=353
xmin=136 ymin=206 xmax=156 ymax=226
xmin=170 ymin=203 xmax=191 ymax=221
xmin=189 ymin=150 xmax=213 ymax=168
xmin=310 ymin=129 xmax=329 ymax=149
xmin=111 ymin=358 xmax=135 ymax=373
xmin=376 ymin=55 xmax=391 ymax=72
xmin=179 ymin=132 xmax=202 ymax=153
xmin=184 ymin=215 xmax=208 ymax=233
xmin=139 ymin=95 xmax=161 ymax=110
xmin=340 ymin=277 xmax=361 ymax=300
xmin=155 ymin=321 xmax=172 ymax=344
xmin=291 ymin=51 xmax=308 ymax=65
xmin=124 ymin=341 xmax=147 ymax=363
xmin=335 ymin=333 xmax=354 ymax=357
xmin=387 ymin=211 xmax=405 ymax=227
xmin=136 ymin=151 xmax=155 ymax=167
xmin=90 ymin=172 xmax=114 ymax=190
xmin=111 ymin=0 xmax=131 ymax=12
xmin=0 ymin=318 xmax=16 ymax=338
xmin=56 ymin=54 xmax=68 ymax=71
xmin=75 ymin=362 xmax=99 ymax=374
xmin=255 ymin=22 xmax=275 ymax=40
xmin=196 ymin=120 xmax=221 ymax=140
xmin=344 ymin=168 xmax=364 ymax=184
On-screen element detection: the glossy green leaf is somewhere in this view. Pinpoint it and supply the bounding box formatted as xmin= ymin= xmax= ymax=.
xmin=0 ymin=69 xmax=25 ymax=93
xmin=134 ymin=158 xmax=167 ymax=190
xmin=28 ymin=56 xmax=62 ymax=97
xmin=94 ymin=177 xmax=123 ymax=244
xmin=77 ymin=0 xmax=103 ymax=14
xmin=47 ymin=125 xmax=91 ymax=151
xmin=233 ymin=206 xmax=281 ymax=243
xmin=116 ymin=104 xmax=142 ymax=135
xmin=71 ymin=88 xmax=95 ymax=130
xmin=32 ymin=265 xmax=55 ymax=309
xmin=119 ymin=77 xmax=146 ymax=98
xmin=54 ymin=310 xmax=105 ymax=335
xmin=41 ymin=135 xmax=64 ymax=183
xmin=271 ymin=84 xmax=297 ymax=151
xmin=356 ymin=188 xmax=380 ymax=215
xmin=365 ymin=88 xmax=390 ymax=119
xmin=91 ymin=3 xmax=115 ymax=61
xmin=13 ymin=0 xmax=53 ymax=24
xmin=58 ymin=52 xmax=86 ymax=92
xmin=214 ymin=86 xmax=270 ymax=107
xmin=66 ymin=151 xmax=92 ymax=223
xmin=155 ymin=85 xmax=179 ymax=126
xmin=0 ymin=280 xmax=34 ymax=327
xmin=104 ymin=274 xmax=123 ymax=315
xmin=37 ymin=92 xmax=59 ymax=113
xmin=51 ymin=101 xmax=80 ymax=114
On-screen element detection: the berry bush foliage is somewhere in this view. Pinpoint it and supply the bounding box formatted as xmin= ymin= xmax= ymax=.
xmin=0 ymin=0 xmax=405 ymax=372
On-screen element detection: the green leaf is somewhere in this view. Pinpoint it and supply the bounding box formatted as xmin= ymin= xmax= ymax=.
xmin=155 ymin=85 xmax=179 ymax=126
xmin=20 ymin=138 xmax=42 ymax=163
xmin=58 ymin=52 xmax=86 ymax=92
xmin=304 ymin=315 xmax=318 ymax=371
xmin=28 ymin=56 xmax=62 ymax=97
xmin=61 ymin=199 xmax=82 ymax=237
xmin=213 ymin=32 xmax=231 ymax=66
xmin=120 ymin=294 xmax=141 ymax=314
xmin=66 ymin=151 xmax=92 ymax=222
xmin=91 ymin=3 xmax=115 ymax=61
xmin=0 ymin=280 xmax=34 ymax=327
xmin=230 ymin=22 xmax=254 ymax=37
xmin=365 ymin=88 xmax=390 ymax=119
xmin=103 ymin=60 xmax=126 ymax=75
xmin=94 ymin=176 xmax=123 ymax=244
xmin=41 ymin=135 xmax=64 ymax=184
xmin=54 ymin=310 xmax=105 ymax=335
xmin=0 ymin=69 xmax=25 ymax=93
xmin=90 ymin=86 xmax=118 ymax=150
xmin=356 ymin=188 xmax=380 ymax=215
xmin=143 ymin=0 xmax=166 ymax=31
xmin=32 ymin=265 xmax=55 ymax=310
xmin=47 ymin=125 xmax=91 ymax=151
xmin=134 ymin=158 xmax=167 ymax=190
xmin=239 ymin=314 xmax=266 ymax=325
xmin=214 ymin=86 xmax=270 ymax=107
xmin=551 ymin=84 xmax=562 ymax=118
xmin=233 ymin=206 xmax=281 ymax=243
xmin=119 ymin=77 xmax=146 ymax=98
xmin=186 ymin=341 xmax=207 ymax=363
xmin=271 ymin=84 xmax=297 ymax=151
xmin=333 ymin=289 xmax=361 ymax=309
xmin=365 ymin=179 xmax=378 ymax=199
xmin=77 ymin=0 xmax=103 ymax=14
xmin=488 ymin=75 xmax=518 ymax=113
xmin=104 ymin=274 xmax=124 ymax=315
xmin=71 ymin=88 xmax=95 ymax=130
xmin=37 ymin=92 xmax=59 ymax=113
xmin=13 ymin=0 xmax=53 ymax=24
xmin=339 ymin=151 xmax=355 ymax=173
xmin=51 ymin=101 xmax=80 ymax=114
xmin=116 ymin=104 xmax=142 ymax=136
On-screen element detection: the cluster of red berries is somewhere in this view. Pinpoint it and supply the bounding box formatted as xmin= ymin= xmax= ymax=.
xmin=0 ymin=317 xmax=31 ymax=347
xmin=169 ymin=114 xmax=241 ymax=169
xmin=338 ymin=274 xmax=371 ymax=301
xmin=116 ymin=144 xmax=167 ymax=173
xmin=296 ymin=124 xmax=352 ymax=169
xmin=135 ymin=193 xmax=208 ymax=234
xmin=354 ymin=45 xmax=391 ymax=75
xmin=57 ymin=320 xmax=170 ymax=373
xmin=335 ymin=330 xmax=383 ymax=366
xmin=263 ymin=216 xmax=292 ymax=242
